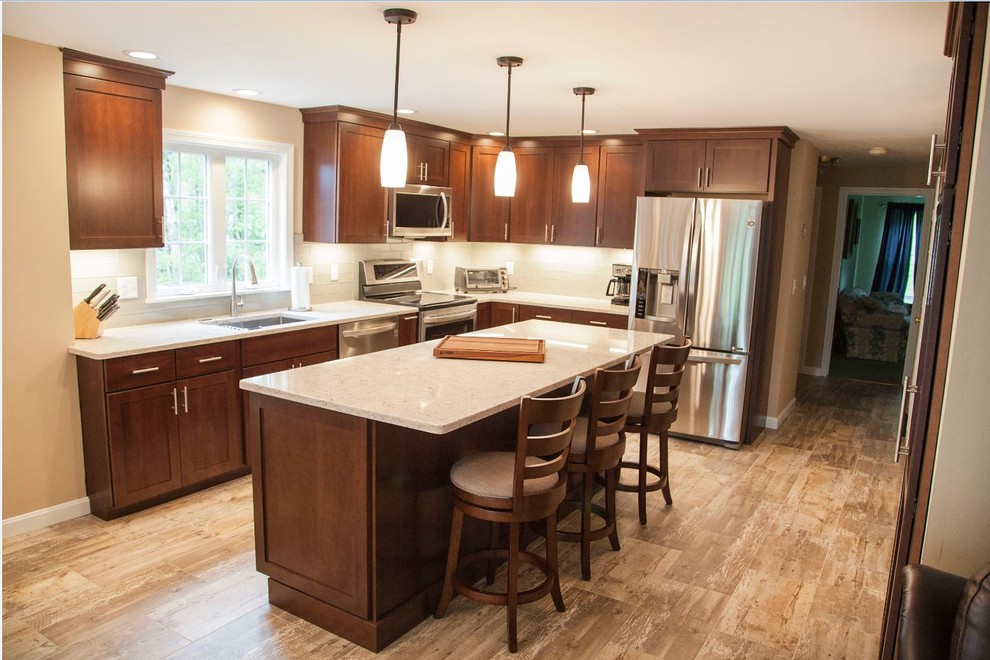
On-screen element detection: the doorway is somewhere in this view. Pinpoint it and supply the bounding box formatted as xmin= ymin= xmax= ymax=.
xmin=820 ymin=187 xmax=934 ymax=385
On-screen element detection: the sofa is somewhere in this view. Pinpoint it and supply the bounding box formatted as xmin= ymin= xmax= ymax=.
xmin=836 ymin=288 xmax=911 ymax=362
xmin=898 ymin=562 xmax=990 ymax=659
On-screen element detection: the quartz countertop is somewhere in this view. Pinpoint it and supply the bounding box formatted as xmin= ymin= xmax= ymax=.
xmin=453 ymin=290 xmax=629 ymax=315
xmin=240 ymin=319 xmax=671 ymax=435
xmin=68 ymin=300 xmax=412 ymax=359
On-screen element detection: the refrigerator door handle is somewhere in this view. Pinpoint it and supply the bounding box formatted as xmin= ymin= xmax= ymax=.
xmin=683 ymin=202 xmax=701 ymax=338
xmin=688 ymin=353 xmax=744 ymax=366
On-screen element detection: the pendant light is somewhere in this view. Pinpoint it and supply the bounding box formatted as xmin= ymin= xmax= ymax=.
xmin=494 ymin=56 xmax=523 ymax=197
xmin=380 ymin=8 xmax=417 ymax=188
xmin=571 ymin=87 xmax=595 ymax=203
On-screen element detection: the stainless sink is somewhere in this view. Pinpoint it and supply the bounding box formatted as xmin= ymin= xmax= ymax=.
xmin=205 ymin=313 xmax=311 ymax=331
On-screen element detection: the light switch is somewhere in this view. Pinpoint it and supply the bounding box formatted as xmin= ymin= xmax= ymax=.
xmin=427 ymin=259 xmax=434 ymax=275
xmin=117 ymin=276 xmax=139 ymax=300
xmin=330 ymin=264 xmax=339 ymax=281
xmin=506 ymin=261 xmax=514 ymax=275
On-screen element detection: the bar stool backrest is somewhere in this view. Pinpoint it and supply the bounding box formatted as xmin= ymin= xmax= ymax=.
xmin=643 ymin=339 xmax=692 ymax=433
xmin=585 ymin=354 xmax=642 ymax=454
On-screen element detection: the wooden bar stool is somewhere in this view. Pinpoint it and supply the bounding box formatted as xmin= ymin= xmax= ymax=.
xmin=434 ymin=379 xmax=586 ymax=653
xmin=616 ymin=339 xmax=691 ymax=525
xmin=559 ymin=354 xmax=642 ymax=580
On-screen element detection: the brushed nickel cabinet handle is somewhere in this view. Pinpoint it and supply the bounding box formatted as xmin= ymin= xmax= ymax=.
xmin=403 ymin=315 xmax=418 ymax=321
xmin=424 ymin=162 xmax=429 ymax=181
xmin=503 ymin=223 xmax=508 ymax=241
xmin=171 ymin=387 xmax=179 ymax=415
xmin=197 ymin=356 xmax=223 ymax=363
xmin=706 ymin=167 xmax=712 ymax=188
xmin=512 ymin=307 xmax=517 ymax=322
xmin=589 ymin=320 xmax=607 ymax=326
xmin=551 ymin=225 xmax=556 ymax=243
xmin=131 ymin=366 xmax=160 ymax=374
xmin=535 ymin=314 xmax=553 ymax=320
xmin=182 ymin=386 xmax=189 ymax=413
xmin=544 ymin=224 xmax=549 ymax=242
xmin=596 ymin=226 xmax=602 ymax=245
xmin=698 ymin=168 xmax=703 ymax=188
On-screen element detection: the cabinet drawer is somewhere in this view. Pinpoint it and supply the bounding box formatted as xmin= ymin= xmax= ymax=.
xmin=571 ymin=310 xmax=628 ymax=329
xmin=104 ymin=351 xmax=175 ymax=392
xmin=518 ymin=305 xmax=574 ymax=323
xmin=176 ymin=341 xmax=239 ymax=378
xmin=241 ymin=326 xmax=338 ymax=367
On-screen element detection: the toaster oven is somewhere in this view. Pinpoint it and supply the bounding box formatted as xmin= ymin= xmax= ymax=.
xmin=455 ymin=266 xmax=509 ymax=292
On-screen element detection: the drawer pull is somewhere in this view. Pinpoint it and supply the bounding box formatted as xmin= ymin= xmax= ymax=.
xmin=403 ymin=315 xmax=418 ymax=321
xmin=589 ymin=320 xmax=607 ymax=326
xmin=197 ymin=356 xmax=223 ymax=363
xmin=535 ymin=314 xmax=553 ymax=320
xmin=131 ymin=366 xmax=160 ymax=375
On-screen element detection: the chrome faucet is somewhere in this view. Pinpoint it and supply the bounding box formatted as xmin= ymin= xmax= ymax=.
xmin=230 ymin=255 xmax=258 ymax=317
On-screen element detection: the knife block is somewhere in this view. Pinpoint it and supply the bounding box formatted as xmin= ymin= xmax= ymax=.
xmin=73 ymin=301 xmax=103 ymax=339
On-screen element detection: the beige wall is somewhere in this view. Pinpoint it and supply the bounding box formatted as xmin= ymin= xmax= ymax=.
xmin=922 ymin=36 xmax=990 ymax=576
xmin=2 ymin=36 xmax=86 ymax=518
xmin=802 ymin=162 xmax=928 ymax=371
xmin=764 ymin=140 xmax=819 ymax=420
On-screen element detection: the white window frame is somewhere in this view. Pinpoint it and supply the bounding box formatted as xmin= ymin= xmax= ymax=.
xmin=146 ymin=129 xmax=294 ymax=302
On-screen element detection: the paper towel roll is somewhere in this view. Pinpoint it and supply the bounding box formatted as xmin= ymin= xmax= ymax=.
xmin=289 ymin=266 xmax=311 ymax=311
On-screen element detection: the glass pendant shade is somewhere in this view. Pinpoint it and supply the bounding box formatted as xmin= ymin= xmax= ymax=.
xmin=494 ymin=148 xmax=517 ymax=197
xmin=380 ymin=127 xmax=408 ymax=188
xmin=571 ymin=162 xmax=591 ymax=203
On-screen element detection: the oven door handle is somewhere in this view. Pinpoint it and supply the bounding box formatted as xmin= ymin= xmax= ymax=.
xmin=340 ymin=322 xmax=398 ymax=338
xmin=422 ymin=308 xmax=476 ymax=325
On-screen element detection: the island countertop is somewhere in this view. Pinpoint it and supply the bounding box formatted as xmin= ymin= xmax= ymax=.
xmin=240 ymin=319 xmax=672 ymax=434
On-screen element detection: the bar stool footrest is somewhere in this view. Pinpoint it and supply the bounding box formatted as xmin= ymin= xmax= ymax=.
xmin=452 ymin=548 xmax=553 ymax=606
xmin=615 ymin=461 xmax=667 ymax=493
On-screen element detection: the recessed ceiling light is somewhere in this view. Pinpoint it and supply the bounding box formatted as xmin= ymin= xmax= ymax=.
xmin=581 ymin=129 xmax=598 ymax=135
xmin=397 ymin=108 xmax=416 ymax=115
xmin=123 ymin=50 xmax=159 ymax=60
xmin=488 ymin=131 xmax=505 ymax=137
xmin=233 ymin=89 xmax=262 ymax=97
xmin=868 ymin=146 xmax=888 ymax=156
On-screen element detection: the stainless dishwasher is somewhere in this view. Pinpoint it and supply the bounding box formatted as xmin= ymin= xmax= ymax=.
xmin=338 ymin=317 xmax=400 ymax=357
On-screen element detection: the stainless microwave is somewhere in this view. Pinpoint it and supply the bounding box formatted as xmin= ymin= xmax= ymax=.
xmin=390 ymin=185 xmax=452 ymax=238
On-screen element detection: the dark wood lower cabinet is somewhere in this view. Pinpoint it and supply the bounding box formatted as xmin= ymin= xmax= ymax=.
xmin=398 ymin=314 xmax=419 ymax=346
xmin=517 ymin=304 xmax=573 ymax=323
xmin=489 ymin=302 xmax=519 ymax=327
xmin=177 ymin=370 xmax=242 ymax=484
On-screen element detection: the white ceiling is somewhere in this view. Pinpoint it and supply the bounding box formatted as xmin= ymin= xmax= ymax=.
xmin=3 ymin=1 xmax=953 ymax=164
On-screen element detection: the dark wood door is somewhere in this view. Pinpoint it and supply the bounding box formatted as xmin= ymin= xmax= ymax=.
xmin=517 ymin=305 xmax=574 ymax=323
xmin=106 ymin=382 xmax=181 ymax=507
xmin=177 ymin=371 xmax=243 ymax=485
xmin=489 ymin=302 xmax=518 ymax=327
xmin=407 ymin=134 xmax=449 ymax=186
xmin=704 ymin=139 xmax=771 ymax=194
xmin=63 ymin=75 xmax=164 ymax=249
xmin=596 ymin=145 xmax=643 ymax=249
xmin=510 ymin=147 xmax=555 ymax=244
xmin=469 ymin=146 xmax=511 ymax=242
xmin=337 ymin=122 xmax=389 ymax=243
xmin=448 ymin=142 xmax=471 ymax=241
xmin=474 ymin=302 xmax=492 ymax=330
xmin=551 ymin=146 xmax=599 ymax=247
xmin=398 ymin=313 xmax=419 ymax=346
xmin=645 ymin=140 xmax=706 ymax=193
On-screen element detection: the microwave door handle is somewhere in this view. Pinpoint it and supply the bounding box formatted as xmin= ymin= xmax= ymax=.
xmin=439 ymin=192 xmax=450 ymax=231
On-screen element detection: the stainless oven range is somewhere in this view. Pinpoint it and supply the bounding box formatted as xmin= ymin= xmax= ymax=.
xmin=358 ymin=259 xmax=477 ymax=342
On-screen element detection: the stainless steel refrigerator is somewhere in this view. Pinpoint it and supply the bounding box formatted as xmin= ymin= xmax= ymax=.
xmin=630 ymin=196 xmax=765 ymax=447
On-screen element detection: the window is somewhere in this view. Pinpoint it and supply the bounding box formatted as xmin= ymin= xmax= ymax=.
xmin=147 ymin=130 xmax=293 ymax=300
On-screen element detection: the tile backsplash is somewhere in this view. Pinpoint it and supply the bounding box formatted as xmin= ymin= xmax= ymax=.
xmin=70 ymin=239 xmax=632 ymax=328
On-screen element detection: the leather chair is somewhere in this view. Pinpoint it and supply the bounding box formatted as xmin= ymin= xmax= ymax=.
xmin=898 ymin=562 xmax=990 ymax=659
xmin=434 ymin=379 xmax=586 ymax=653
xmin=559 ymin=354 xmax=642 ymax=581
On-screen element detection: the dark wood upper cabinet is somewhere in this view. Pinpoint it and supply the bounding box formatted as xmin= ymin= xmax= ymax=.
xmin=469 ymin=146 xmax=511 ymax=242
xmin=509 ymin=146 xmax=555 ymax=244
xmin=643 ymin=134 xmax=773 ymax=195
xmin=596 ymin=144 xmax=643 ymax=249
xmin=448 ymin=142 xmax=471 ymax=241
xmin=406 ymin=134 xmax=449 ymax=186
xmin=550 ymin=146 xmax=599 ymax=247
xmin=61 ymin=49 xmax=172 ymax=250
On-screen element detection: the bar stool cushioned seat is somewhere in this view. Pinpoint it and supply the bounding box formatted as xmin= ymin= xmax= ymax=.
xmin=450 ymin=453 xmax=559 ymax=499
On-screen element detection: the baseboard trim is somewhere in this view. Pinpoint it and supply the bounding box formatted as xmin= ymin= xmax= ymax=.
xmin=3 ymin=497 xmax=91 ymax=539
xmin=799 ymin=365 xmax=828 ymax=377
xmin=757 ymin=397 xmax=797 ymax=431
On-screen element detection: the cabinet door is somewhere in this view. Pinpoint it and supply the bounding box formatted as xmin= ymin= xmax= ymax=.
xmin=518 ymin=305 xmax=574 ymax=323
xmin=469 ymin=146 xmax=511 ymax=242
xmin=407 ymin=135 xmax=449 ymax=186
xmin=571 ymin=309 xmax=628 ymax=329
xmin=596 ymin=145 xmax=643 ymax=249
xmin=475 ymin=302 xmax=492 ymax=330
xmin=510 ymin=147 xmax=555 ymax=244
xmin=645 ymin=140 xmax=706 ymax=193
xmin=704 ymin=139 xmax=771 ymax=194
xmin=551 ymin=146 xmax=599 ymax=247
xmin=489 ymin=302 xmax=518 ymax=327
xmin=337 ymin=123 xmax=389 ymax=243
xmin=107 ymin=382 xmax=181 ymax=507
xmin=177 ymin=371 xmax=243 ymax=485
xmin=398 ymin=313 xmax=419 ymax=346
xmin=448 ymin=142 xmax=471 ymax=241
xmin=64 ymin=75 xmax=164 ymax=249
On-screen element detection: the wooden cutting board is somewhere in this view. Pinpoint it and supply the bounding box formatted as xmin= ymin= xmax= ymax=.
xmin=433 ymin=335 xmax=545 ymax=363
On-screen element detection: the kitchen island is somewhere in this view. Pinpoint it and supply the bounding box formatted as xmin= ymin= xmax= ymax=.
xmin=240 ymin=320 xmax=671 ymax=651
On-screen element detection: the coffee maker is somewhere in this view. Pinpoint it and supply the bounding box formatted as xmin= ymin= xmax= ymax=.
xmin=606 ymin=264 xmax=632 ymax=305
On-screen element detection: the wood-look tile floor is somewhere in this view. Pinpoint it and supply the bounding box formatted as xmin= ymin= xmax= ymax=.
xmin=3 ymin=375 xmax=903 ymax=659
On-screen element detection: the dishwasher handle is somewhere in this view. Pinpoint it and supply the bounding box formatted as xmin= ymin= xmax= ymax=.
xmin=340 ymin=321 xmax=398 ymax=338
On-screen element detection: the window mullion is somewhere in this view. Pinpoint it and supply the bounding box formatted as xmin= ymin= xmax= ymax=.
xmin=211 ymin=154 xmax=227 ymax=288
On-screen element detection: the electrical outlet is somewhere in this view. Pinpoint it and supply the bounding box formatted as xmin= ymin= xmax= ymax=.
xmin=305 ymin=266 xmax=314 ymax=284
xmin=117 ymin=276 xmax=139 ymax=300
xmin=330 ymin=264 xmax=339 ymax=281
xmin=426 ymin=259 xmax=434 ymax=275
xmin=506 ymin=261 xmax=514 ymax=276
